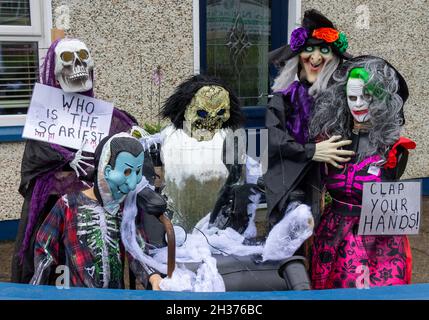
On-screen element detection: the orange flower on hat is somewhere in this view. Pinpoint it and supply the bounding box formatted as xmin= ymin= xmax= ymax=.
xmin=312 ymin=28 xmax=339 ymax=43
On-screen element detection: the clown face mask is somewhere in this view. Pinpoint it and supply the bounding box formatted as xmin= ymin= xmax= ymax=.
xmin=104 ymin=151 xmax=144 ymax=200
xmin=299 ymin=45 xmax=333 ymax=83
xmin=347 ymin=78 xmax=373 ymax=123
xmin=54 ymin=39 xmax=94 ymax=93
xmin=183 ymin=85 xmax=230 ymax=141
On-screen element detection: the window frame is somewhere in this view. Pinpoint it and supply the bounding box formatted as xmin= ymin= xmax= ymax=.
xmin=195 ymin=0 xmax=301 ymax=128
xmin=0 ymin=0 xmax=52 ymax=140
xmin=0 ymin=0 xmax=42 ymax=36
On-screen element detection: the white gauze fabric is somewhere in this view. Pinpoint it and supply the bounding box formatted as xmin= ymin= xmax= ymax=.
xmin=121 ymin=177 xmax=168 ymax=275
xmin=153 ymin=204 xmax=314 ymax=291
xmin=152 ymin=213 xmax=263 ymax=264
xmin=262 ymin=203 xmax=314 ymax=261
xmin=159 ymin=257 xmax=225 ymax=292
xmin=160 ymin=125 xmax=229 ymax=188
xmin=243 ymin=155 xmax=262 ymax=239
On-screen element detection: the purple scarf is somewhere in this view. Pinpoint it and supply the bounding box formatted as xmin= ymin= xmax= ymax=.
xmin=278 ymin=81 xmax=313 ymax=145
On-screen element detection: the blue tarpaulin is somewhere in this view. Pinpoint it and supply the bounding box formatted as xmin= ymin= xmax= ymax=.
xmin=1 ymin=282 xmax=428 ymax=300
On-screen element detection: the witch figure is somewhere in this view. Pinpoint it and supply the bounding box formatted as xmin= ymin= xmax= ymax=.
xmin=264 ymin=9 xmax=354 ymax=229
xmin=263 ymin=10 xmax=355 ymax=289
xmin=309 ymin=55 xmax=415 ymax=289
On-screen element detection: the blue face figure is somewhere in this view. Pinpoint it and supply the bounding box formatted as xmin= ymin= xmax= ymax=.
xmin=104 ymin=151 xmax=145 ymax=200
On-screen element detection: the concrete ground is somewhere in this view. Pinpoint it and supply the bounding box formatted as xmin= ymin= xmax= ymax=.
xmin=1 ymin=197 xmax=428 ymax=285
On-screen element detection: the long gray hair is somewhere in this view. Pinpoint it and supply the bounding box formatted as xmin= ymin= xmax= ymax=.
xmin=309 ymin=57 xmax=405 ymax=162
xmin=271 ymin=55 xmax=341 ymax=97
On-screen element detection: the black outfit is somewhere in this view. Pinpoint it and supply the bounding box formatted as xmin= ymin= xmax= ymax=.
xmin=347 ymin=129 xmax=409 ymax=181
xmin=12 ymin=140 xmax=73 ymax=283
xmin=263 ymin=92 xmax=322 ymax=229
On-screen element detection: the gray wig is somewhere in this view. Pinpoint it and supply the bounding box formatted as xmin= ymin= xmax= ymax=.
xmin=271 ymin=55 xmax=341 ymax=97
xmin=309 ymin=57 xmax=405 ymax=162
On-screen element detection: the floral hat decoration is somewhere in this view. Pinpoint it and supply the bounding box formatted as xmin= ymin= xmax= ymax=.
xmin=269 ymin=9 xmax=352 ymax=67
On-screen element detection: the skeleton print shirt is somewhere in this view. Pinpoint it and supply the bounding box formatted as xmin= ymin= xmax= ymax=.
xmin=31 ymin=192 xmax=157 ymax=288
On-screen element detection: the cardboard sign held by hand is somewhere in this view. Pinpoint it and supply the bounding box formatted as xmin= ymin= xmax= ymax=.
xmin=23 ymin=83 xmax=113 ymax=153
xmin=358 ymin=181 xmax=421 ymax=236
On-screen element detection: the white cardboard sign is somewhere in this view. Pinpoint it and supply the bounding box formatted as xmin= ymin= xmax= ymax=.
xmin=23 ymin=83 xmax=113 ymax=153
xmin=358 ymin=181 xmax=421 ymax=235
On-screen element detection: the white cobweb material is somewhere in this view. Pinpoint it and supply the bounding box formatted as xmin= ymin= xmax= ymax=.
xmin=262 ymin=203 xmax=314 ymax=262
xmin=154 ymin=213 xmax=263 ymax=292
xmin=121 ymin=178 xmax=168 ymax=275
xmin=159 ymin=257 xmax=225 ymax=292
xmin=155 ymin=204 xmax=314 ymax=292
xmin=243 ymin=155 xmax=262 ymax=239
xmin=133 ymin=133 xmax=313 ymax=291
xmin=160 ymin=125 xmax=229 ymax=188
xmin=156 ymin=214 xmax=231 ymax=292
xmin=152 ymin=214 xmax=263 ymax=265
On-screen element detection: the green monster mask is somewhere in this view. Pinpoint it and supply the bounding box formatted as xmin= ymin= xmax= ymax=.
xmin=183 ymin=85 xmax=231 ymax=141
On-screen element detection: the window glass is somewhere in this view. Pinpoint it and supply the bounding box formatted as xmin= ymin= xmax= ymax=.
xmin=0 ymin=41 xmax=39 ymax=115
xmin=0 ymin=0 xmax=31 ymax=26
xmin=206 ymin=0 xmax=271 ymax=106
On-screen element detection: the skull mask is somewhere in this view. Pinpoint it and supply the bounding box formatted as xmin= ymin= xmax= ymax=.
xmin=184 ymin=85 xmax=230 ymax=141
xmin=54 ymin=39 xmax=94 ymax=93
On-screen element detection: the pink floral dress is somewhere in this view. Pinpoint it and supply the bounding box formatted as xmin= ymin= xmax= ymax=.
xmin=311 ymin=151 xmax=413 ymax=289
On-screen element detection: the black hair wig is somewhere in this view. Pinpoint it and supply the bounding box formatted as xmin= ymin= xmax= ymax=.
xmin=108 ymin=137 xmax=144 ymax=167
xmin=160 ymin=74 xmax=245 ymax=130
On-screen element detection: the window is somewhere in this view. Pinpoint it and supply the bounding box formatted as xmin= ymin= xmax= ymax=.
xmin=0 ymin=41 xmax=38 ymax=116
xmin=199 ymin=0 xmax=291 ymax=110
xmin=0 ymin=0 xmax=51 ymax=140
xmin=0 ymin=0 xmax=31 ymax=26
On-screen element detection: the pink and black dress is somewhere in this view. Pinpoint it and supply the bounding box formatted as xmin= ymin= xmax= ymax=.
xmin=311 ymin=132 xmax=415 ymax=289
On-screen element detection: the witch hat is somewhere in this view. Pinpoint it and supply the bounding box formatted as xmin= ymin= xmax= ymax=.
xmin=270 ymin=9 xmax=352 ymax=67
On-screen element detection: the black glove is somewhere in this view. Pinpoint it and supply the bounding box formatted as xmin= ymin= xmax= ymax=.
xmin=137 ymin=187 xmax=167 ymax=218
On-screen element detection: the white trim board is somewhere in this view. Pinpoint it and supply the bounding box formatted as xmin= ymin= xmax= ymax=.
xmin=192 ymin=0 xmax=200 ymax=75
xmin=0 ymin=114 xmax=27 ymax=127
xmin=288 ymin=0 xmax=302 ymax=42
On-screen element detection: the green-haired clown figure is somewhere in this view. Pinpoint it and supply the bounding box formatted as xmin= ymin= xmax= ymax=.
xmin=309 ymin=55 xmax=416 ymax=289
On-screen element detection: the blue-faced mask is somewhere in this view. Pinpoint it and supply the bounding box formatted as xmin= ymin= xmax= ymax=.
xmin=104 ymin=151 xmax=145 ymax=200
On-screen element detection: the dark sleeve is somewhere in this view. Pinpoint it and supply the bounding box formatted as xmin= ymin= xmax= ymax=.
xmin=266 ymin=93 xmax=316 ymax=162
xmin=127 ymin=229 xmax=161 ymax=289
xmin=143 ymin=150 xmax=157 ymax=186
xmin=30 ymin=198 xmax=65 ymax=285
xmin=382 ymin=146 xmax=409 ymax=181
xmin=128 ymin=256 xmax=160 ymax=289
xmin=19 ymin=139 xmax=67 ymax=196
xmin=394 ymin=146 xmax=409 ymax=179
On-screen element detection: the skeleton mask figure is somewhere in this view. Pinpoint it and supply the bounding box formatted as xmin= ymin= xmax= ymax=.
xmin=54 ymin=39 xmax=94 ymax=93
xmin=184 ymin=85 xmax=230 ymax=141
